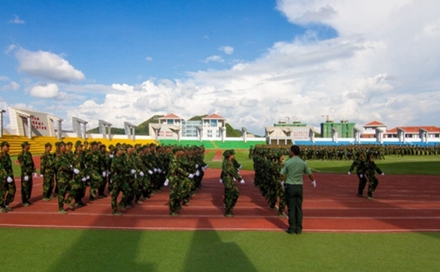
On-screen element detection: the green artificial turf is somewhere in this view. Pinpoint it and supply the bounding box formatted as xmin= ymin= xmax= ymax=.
xmin=1 ymin=228 xmax=439 ymax=272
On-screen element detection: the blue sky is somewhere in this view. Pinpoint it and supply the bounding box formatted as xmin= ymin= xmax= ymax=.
xmin=1 ymin=0 xmax=439 ymax=135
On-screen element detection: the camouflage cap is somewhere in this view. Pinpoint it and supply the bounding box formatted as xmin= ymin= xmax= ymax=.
xmin=21 ymin=141 xmax=30 ymax=148
xmin=0 ymin=141 xmax=9 ymax=147
xmin=75 ymin=140 xmax=82 ymax=148
xmin=44 ymin=142 xmax=52 ymax=148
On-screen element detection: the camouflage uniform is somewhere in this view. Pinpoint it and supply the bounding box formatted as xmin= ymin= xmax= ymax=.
xmin=222 ymin=150 xmax=242 ymax=217
xmin=40 ymin=143 xmax=56 ymax=200
xmin=84 ymin=143 xmax=104 ymax=201
xmin=365 ymin=154 xmax=383 ymax=199
xmin=65 ymin=145 xmax=87 ymax=208
xmin=1 ymin=142 xmax=15 ymax=210
xmin=55 ymin=144 xmax=73 ymax=213
xmin=168 ymin=151 xmax=188 ymax=215
xmin=0 ymin=154 xmax=8 ymax=212
xmin=110 ymin=148 xmax=129 ymax=215
xmin=348 ymin=153 xmax=367 ymax=197
xmin=17 ymin=142 xmax=36 ymax=205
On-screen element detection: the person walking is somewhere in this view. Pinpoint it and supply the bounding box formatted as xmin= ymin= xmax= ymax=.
xmin=280 ymin=145 xmax=316 ymax=234
xmin=222 ymin=150 xmax=243 ymax=217
xmin=1 ymin=142 xmax=15 ymax=212
xmin=348 ymin=152 xmax=367 ymax=197
xmin=365 ymin=153 xmax=384 ymax=200
xmin=17 ymin=141 xmax=36 ymax=206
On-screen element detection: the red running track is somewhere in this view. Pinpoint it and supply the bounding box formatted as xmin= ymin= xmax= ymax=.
xmin=0 ymin=169 xmax=439 ymax=232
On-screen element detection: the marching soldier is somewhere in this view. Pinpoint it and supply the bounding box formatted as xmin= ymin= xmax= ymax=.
xmin=17 ymin=141 xmax=36 ymax=206
xmin=1 ymin=141 xmax=15 ymax=212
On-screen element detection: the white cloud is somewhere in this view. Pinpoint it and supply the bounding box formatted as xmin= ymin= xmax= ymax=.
xmin=15 ymin=48 xmax=85 ymax=82
xmin=145 ymin=56 xmax=153 ymax=61
xmin=219 ymin=46 xmax=234 ymax=55
xmin=1 ymin=81 xmax=20 ymax=91
xmin=8 ymin=15 xmax=25 ymax=24
xmin=30 ymin=83 xmax=59 ymax=98
xmin=66 ymin=0 xmax=440 ymax=134
xmin=204 ymin=55 xmax=224 ymax=63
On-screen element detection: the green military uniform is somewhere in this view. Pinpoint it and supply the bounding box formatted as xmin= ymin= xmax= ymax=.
xmin=110 ymin=147 xmax=129 ymax=215
xmin=348 ymin=153 xmax=367 ymax=197
xmin=1 ymin=141 xmax=15 ymax=211
xmin=365 ymin=154 xmax=384 ymax=199
xmin=40 ymin=143 xmax=56 ymax=200
xmin=17 ymin=141 xmax=36 ymax=206
xmin=55 ymin=143 xmax=73 ymax=213
xmin=222 ymin=150 xmax=242 ymax=217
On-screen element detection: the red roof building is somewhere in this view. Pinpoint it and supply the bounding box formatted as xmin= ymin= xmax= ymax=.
xmin=362 ymin=120 xmax=387 ymax=138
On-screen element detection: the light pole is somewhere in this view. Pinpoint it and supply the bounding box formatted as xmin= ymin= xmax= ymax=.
xmin=0 ymin=109 xmax=6 ymax=138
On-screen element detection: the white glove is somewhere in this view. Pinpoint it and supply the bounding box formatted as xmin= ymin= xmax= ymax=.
xmin=70 ymin=165 xmax=73 ymax=168
xmin=40 ymin=174 xmax=44 ymax=178
xmin=109 ymin=179 xmax=112 ymax=184
xmin=195 ymin=164 xmax=199 ymax=169
xmin=82 ymin=177 xmax=87 ymax=182
xmin=348 ymin=172 xmax=351 ymax=175
xmin=240 ymin=179 xmax=245 ymax=184
xmin=381 ymin=173 xmax=385 ymax=175
xmin=154 ymin=168 xmax=158 ymax=172
xmin=139 ymin=171 xmax=144 ymax=177
xmin=24 ymin=176 xmax=29 ymax=181
xmin=86 ymin=175 xmax=90 ymax=180
xmin=7 ymin=176 xmax=13 ymax=183
xmin=239 ymin=165 xmax=242 ymax=169
xmin=107 ymin=170 xmax=111 ymax=175
xmin=109 ymin=154 xmax=114 ymax=158
xmin=188 ymin=173 xmax=194 ymax=179
xmin=233 ymin=178 xmax=237 ymax=181
xmin=281 ymin=181 xmax=284 ymax=187
xmin=360 ymin=174 xmax=363 ymax=178
xmin=102 ymin=171 xmax=107 ymax=177
xmin=33 ymin=172 xmax=37 ymax=177
xmin=164 ymin=178 xmax=169 ymax=186
xmin=148 ymin=170 xmax=153 ymax=175
xmin=195 ymin=170 xmax=200 ymax=176
xmin=73 ymin=168 xmax=80 ymax=174
xmin=219 ymin=179 xmax=223 ymax=183
xmin=312 ymin=180 xmax=317 ymax=187
xmin=203 ymin=166 xmax=208 ymax=170
xmin=131 ymin=169 xmax=136 ymax=174
xmin=158 ymin=169 xmax=162 ymax=173
xmin=134 ymin=174 xmax=137 ymax=179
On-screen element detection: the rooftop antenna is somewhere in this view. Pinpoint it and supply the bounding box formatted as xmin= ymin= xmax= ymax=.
xmin=321 ymin=114 xmax=331 ymax=122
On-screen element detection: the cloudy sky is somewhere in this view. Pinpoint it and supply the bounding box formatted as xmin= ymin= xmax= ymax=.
xmin=1 ymin=0 xmax=439 ymax=135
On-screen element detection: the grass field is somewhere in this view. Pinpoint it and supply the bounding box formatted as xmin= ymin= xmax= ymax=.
xmin=3 ymin=151 xmax=440 ymax=271
xmin=2 ymin=229 xmax=439 ymax=272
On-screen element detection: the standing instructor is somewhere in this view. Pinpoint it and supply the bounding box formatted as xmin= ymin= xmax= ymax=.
xmin=280 ymin=145 xmax=316 ymax=234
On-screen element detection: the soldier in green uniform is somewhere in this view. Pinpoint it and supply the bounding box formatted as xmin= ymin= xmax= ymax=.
xmin=85 ymin=141 xmax=104 ymax=201
xmin=55 ymin=142 xmax=73 ymax=214
xmin=17 ymin=141 xmax=36 ymax=206
xmin=365 ymin=153 xmax=384 ymax=200
xmin=110 ymin=146 xmax=129 ymax=216
xmin=222 ymin=150 xmax=243 ymax=217
xmin=166 ymin=149 xmax=187 ymax=216
xmin=65 ymin=142 xmax=87 ymax=209
xmin=0 ymin=149 xmax=8 ymax=213
xmin=348 ymin=152 xmax=367 ymax=197
xmin=1 ymin=141 xmax=15 ymax=212
xmin=40 ymin=142 xmax=56 ymax=201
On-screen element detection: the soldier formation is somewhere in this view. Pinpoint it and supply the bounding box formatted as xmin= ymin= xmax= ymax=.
xmin=250 ymin=143 xmax=440 ymax=161
xmin=0 ymin=140 xmax=207 ymax=216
